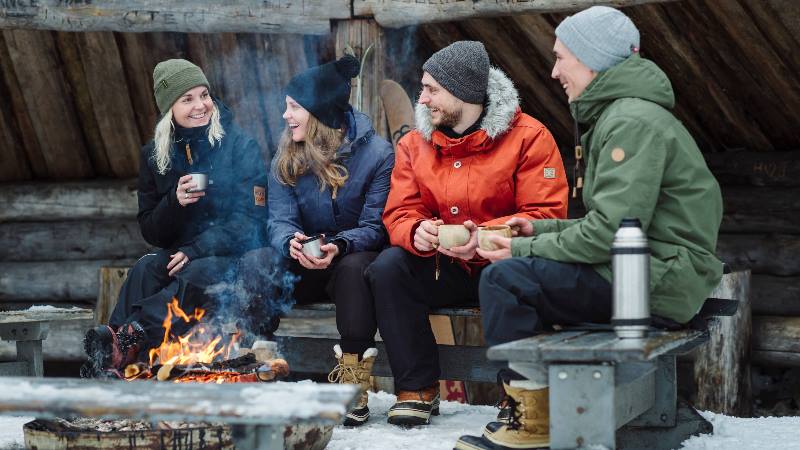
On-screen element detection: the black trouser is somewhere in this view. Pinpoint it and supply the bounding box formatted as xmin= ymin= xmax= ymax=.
xmin=479 ymin=256 xmax=612 ymax=347
xmin=366 ymin=247 xmax=480 ymax=391
xmin=239 ymin=247 xmax=379 ymax=356
xmin=109 ymin=249 xmax=237 ymax=350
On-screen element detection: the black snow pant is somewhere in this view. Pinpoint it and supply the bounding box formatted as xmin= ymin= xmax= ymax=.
xmin=238 ymin=247 xmax=380 ymax=356
xmin=366 ymin=247 xmax=481 ymax=392
xmin=109 ymin=249 xmax=237 ymax=351
xmin=479 ymin=256 xmax=613 ymax=348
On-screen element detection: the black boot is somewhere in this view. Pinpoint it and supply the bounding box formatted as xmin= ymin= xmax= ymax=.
xmin=80 ymin=322 xmax=145 ymax=378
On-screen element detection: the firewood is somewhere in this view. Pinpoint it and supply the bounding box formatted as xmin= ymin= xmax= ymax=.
xmin=156 ymin=363 xmax=174 ymax=381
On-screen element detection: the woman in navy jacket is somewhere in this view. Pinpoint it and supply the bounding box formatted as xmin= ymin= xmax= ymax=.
xmin=264 ymin=54 xmax=393 ymax=426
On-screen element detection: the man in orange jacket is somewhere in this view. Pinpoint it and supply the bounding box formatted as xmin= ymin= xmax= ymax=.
xmin=366 ymin=41 xmax=568 ymax=427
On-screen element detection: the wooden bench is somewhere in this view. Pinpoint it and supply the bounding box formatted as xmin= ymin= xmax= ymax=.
xmin=0 ymin=308 xmax=94 ymax=376
xmin=0 ymin=376 xmax=357 ymax=450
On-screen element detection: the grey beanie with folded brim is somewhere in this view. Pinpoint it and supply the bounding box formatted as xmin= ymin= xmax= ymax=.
xmin=152 ymin=59 xmax=210 ymax=115
xmin=555 ymin=6 xmax=640 ymax=72
xmin=422 ymin=40 xmax=489 ymax=104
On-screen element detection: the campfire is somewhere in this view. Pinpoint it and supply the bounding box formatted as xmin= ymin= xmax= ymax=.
xmin=123 ymin=299 xmax=288 ymax=383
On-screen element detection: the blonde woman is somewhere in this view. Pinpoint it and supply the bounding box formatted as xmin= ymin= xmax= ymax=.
xmin=265 ymin=54 xmax=394 ymax=426
xmin=81 ymin=59 xmax=267 ymax=378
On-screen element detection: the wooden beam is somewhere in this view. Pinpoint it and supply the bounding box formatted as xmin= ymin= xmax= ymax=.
xmin=0 ymin=0 xmax=350 ymax=34
xmin=720 ymin=187 xmax=800 ymax=234
xmin=751 ymin=275 xmax=800 ymax=317
xmin=0 ymin=220 xmax=150 ymax=262
xmin=355 ymin=0 xmax=679 ymax=28
xmin=716 ymin=234 xmax=800 ymax=276
xmin=752 ymin=316 xmax=800 ymax=368
xmin=334 ymin=19 xmax=388 ymax=139
xmin=707 ymin=150 xmax=800 ymax=187
xmin=0 ymin=180 xmax=138 ymax=222
xmin=0 ymin=259 xmax=136 ymax=301
xmin=2 ymin=29 xmax=93 ymax=178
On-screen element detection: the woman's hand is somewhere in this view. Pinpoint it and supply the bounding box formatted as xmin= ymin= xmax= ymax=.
xmin=438 ymin=220 xmax=479 ymax=261
xmin=167 ymin=251 xmax=190 ymax=276
xmin=176 ymin=174 xmax=205 ymax=207
xmin=289 ymin=232 xmax=338 ymax=270
xmin=413 ymin=219 xmax=443 ymax=252
xmin=476 ymin=235 xmax=513 ymax=263
xmin=506 ymin=217 xmax=534 ymax=237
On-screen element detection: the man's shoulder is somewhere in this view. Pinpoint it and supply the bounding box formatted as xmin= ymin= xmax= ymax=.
xmin=508 ymin=112 xmax=552 ymax=136
xmin=396 ymin=129 xmax=431 ymax=150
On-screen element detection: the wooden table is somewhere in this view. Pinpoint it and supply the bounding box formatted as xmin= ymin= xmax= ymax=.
xmin=0 ymin=376 xmax=357 ymax=450
xmin=0 ymin=308 xmax=93 ymax=376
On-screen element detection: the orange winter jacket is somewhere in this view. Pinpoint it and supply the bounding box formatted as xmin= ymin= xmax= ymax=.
xmin=383 ymin=67 xmax=568 ymax=272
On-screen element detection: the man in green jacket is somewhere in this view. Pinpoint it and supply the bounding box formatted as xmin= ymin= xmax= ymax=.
xmin=455 ymin=6 xmax=723 ymax=450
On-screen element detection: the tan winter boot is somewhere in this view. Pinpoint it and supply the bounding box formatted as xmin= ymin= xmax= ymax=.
xmin=455 ymin=381 xmax=549 ymax=450
xmin=327 ymin=345 xmax=378 ymax=426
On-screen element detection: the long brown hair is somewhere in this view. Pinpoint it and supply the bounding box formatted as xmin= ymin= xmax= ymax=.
xmin=273 ymin=114 xmax=349 ymax=198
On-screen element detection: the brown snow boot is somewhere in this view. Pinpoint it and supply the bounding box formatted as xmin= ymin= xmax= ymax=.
xmin=328 ymin=345 xmax=378 ymax=426
xmin=455 ymin=381 xmax=549 ymax=450
xmin=80 ymin=321 xmax=146 ymax=379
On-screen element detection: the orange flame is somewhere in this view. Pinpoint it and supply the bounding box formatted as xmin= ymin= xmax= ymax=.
xmin=147 ymin=298 xmax=239 ymax=368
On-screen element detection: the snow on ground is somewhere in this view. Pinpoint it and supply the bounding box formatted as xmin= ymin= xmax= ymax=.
xmin=3 ymin=393 xmax=800 ymax=450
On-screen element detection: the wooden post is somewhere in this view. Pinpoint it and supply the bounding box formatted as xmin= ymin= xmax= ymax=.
xmin=692 ymin=270 xmax=752 ymax=416
xmin=95 ymin=267 xmax=130 ymax=325
xmin=334 ymin=19 xmax=388 ymax=140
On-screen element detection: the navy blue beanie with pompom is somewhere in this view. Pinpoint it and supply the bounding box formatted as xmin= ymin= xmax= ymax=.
xmin=284 ymin=54 xmax=360 ymax=129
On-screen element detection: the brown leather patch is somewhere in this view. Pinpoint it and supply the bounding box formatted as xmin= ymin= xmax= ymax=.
xmin=611 ymin=147 xmax=626 ymax=162
xmin=253 ymin=186 xmax=266 ymax=206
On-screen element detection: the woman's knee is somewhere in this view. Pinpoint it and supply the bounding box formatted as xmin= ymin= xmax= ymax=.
xmin=364 ymin=246 xmax=408 ymax=283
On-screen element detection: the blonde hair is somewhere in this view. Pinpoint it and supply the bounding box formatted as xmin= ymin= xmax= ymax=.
xmin=152 ymin=102 xmax=225 ymax=175
xmin=273 ymin=114 xmax=349 ymax=198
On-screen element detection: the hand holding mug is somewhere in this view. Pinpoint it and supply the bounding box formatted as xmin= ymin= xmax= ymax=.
xmin=176 ymin=174 xmax=205 ymax=207
xmin=438 ymin=220 xmax=479 ymax=260
xmin=413 ymin=219 xmax=443 ymax=252
xmin=476 ymin=235 xmax=512 ymax=263
xmin=506 ymin=217 xmax=534 ymax=237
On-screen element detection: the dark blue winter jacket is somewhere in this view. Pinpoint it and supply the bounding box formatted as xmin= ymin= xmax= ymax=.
xmin=267 ymin=110 xmax=394 ymax=257
xmin=137 ymin=100 xmax=268 ymax=259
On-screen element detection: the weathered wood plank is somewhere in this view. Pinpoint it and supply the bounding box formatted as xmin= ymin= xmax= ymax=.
xmin=751 ymin=275 xmax=800 ymax=316
xmin=356 ymin=0 xmax=679 ymax=28
xmin=720 ymin=187 xmax=800 ymax=234
xmin=0 ymin=317 xmax=92 ymax=362
xmin=692 ymin=270 xmax=751 ymax=416
xmin=77 ymin=31 xmax=141 ymax=177
xmin=716 ymin=234 xmax=800 ymax=276
xmin=707 ymin=150 xmax=800 ymax=187
xmin=0 ymin=259 xmax=136 ymax=302
xmin=95 ymin=267 xmax=129 ymax=325
xmin=0 ymin=95 xmax=31 ymax=181
xmin=334 ymin=19 xmax=388 ymax=140
xmin=0 ymin=0 xmax=350 ymax=34
xmin=2 ymin=29 xmax=93 ymax=178
xmin=752 ymin=316 xmax=800 ymax=355
xmin=53 ymin=30 xmax=111 ymax=176
xmin=0 ymin=31 xmax=45 ymax=178
xmin=115 ymin=32 xmax=159 ymax=144
xmin=0 ymin=179 xmax=138 ymax=222
xmin=0 ymin=220 xmax=150 ymax=262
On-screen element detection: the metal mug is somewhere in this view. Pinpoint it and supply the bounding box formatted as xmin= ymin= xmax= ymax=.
xmin=300 ymin=234 xmax=325 ymax=258
xmin=187 ymin=172 xmax=209 ymax=193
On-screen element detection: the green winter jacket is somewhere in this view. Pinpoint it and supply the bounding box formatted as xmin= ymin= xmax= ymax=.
xmin=511 ymin=54 xmax=723 ymax=324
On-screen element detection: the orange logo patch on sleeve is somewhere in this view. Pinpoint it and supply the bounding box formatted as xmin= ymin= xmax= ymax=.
xmin=253 ymin=186 xmax=266 ymax=207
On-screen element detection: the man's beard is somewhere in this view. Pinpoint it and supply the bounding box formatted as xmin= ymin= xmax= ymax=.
xmin=432 ymin=105 xmax=462 ymax=129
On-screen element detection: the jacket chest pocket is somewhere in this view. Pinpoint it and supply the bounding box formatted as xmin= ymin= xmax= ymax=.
xmin=475 ymin=180 xmax=515 ymax=219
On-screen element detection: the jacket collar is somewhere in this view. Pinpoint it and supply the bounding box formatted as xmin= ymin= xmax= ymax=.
xmin=337 ymin=109 xmax=374 ymax=158
xmin=414 ymin=67 xmax=519 ymax=143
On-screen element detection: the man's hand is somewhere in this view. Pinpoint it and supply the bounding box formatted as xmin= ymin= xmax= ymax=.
xmin=476 ymin=235 xmax=512 ymax=263
xmin=438 ymin=220 xmax=479 ymax=261
xmin=167 ymin=251 xmax=190 ymax=276
xmin=413 ymin=219 xmax=443 ymax=252
xmin=506 ymin=217 xmax=534 ymax=237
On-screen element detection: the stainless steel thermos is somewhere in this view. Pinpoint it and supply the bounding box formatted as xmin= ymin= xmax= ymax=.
xmin=611 ymin=218 xmax=651 ymax=338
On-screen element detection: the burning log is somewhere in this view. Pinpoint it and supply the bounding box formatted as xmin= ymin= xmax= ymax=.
xmin=142 ymin=357 xmax=289 ymax=383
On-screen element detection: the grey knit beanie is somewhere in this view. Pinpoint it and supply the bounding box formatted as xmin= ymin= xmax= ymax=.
xmin=555 ymin=6 xmax=640 ymax=72
xmin=152 ymin=59 xmax=210 ymax=115
xmin=422 ymin=41 xmax=489 ymax=104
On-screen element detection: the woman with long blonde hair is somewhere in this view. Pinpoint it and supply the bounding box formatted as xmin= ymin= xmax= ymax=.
xmin=81 ymin=59 xmax=267 ymax=378
xmin=262 ymin=54 xmax=394 ymax=426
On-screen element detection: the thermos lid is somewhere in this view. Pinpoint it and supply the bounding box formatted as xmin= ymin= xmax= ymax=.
xmin=619 ymin=217 xmax=642 ymax=228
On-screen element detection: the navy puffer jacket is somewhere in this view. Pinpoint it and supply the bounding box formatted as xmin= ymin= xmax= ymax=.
xmin=268 ymin=110 xmax=394 ymax=257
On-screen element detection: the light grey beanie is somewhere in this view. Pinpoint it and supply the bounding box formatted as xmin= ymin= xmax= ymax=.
xmin=422 ymin=41 xmax=489 ymax=104
xmin=555 ymin=6 xmax=640 ymax=72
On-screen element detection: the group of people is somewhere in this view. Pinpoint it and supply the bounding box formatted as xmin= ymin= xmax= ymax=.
xmin=81 ymin=6 xmax=723 ymax=450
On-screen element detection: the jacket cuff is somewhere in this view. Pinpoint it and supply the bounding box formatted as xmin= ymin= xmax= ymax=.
xmin=532 ymin=219 xmax=560 ymax=235
xmin=407 ymin=220 xmax=437 ymax=257
xmin=511 ymin=236 xmax=535 ymax=257
xmin=178 ymin=244 xmax=201 ymax=260
xmin=331 ymin=238 xmax=349 ymax=257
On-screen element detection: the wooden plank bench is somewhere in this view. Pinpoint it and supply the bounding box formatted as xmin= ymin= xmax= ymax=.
xmin=0 ymin=376 xmax=357 ymax=450
xmin=0 ymin=308 xmax=94 ymax=376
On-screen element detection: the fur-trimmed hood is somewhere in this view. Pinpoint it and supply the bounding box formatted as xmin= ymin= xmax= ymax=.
xmin=414 ymin=67 xmax=520 ymax=142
